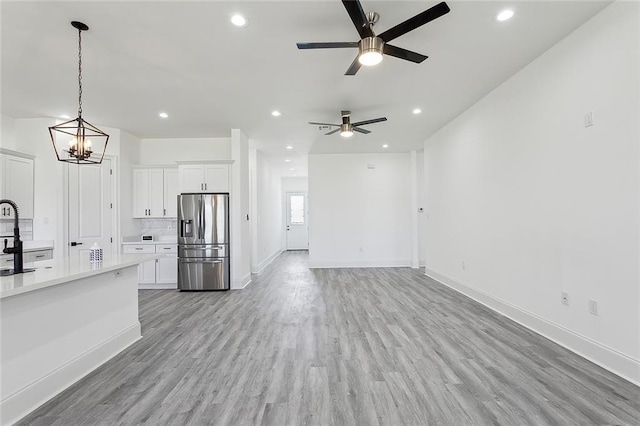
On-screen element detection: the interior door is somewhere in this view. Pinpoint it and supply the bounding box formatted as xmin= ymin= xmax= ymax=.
xmin=286 ymin=192 xmax=308 ymax=250
xmin=68 ymin=158 xmax=113 ymax=260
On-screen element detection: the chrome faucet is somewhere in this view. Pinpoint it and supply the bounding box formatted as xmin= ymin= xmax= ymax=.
xmin=0 ymin=199 xmax=24 ymax=273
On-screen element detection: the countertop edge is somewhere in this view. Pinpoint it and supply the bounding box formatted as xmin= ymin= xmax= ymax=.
xmin=1 ymin=254 xmax=163 ymax=300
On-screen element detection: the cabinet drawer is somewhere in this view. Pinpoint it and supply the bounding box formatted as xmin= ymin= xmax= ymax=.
xmin=156 ymin=244 xmax=177 ymax=254
xmin=24 ymin=249 xmax=53 ymax=262
xmin=123 ymin=245 xmax=156 ymax=254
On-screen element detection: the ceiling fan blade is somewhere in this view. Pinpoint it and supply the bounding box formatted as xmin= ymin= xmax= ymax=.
xmin=325 ymin=128 xmax=341 ymax=135
xmin=297 ymin=42 xmax=359 ymax=49
xmin=378 ymin=2 xmax=450 ymax=43
xmin=383 ymin=44 xmax=428 ymax=63
xmin=309 ymin=122 xmax=340 ymax=126
xmin=353 ymin=127 xmax=371 ymax=134
xmin=342 ymin=0 xmax=374 ymax=38
xmin=351 ymin=117 xmax=387 ymax=127
xmin=345 ymin=55 xmax=362 ymax=76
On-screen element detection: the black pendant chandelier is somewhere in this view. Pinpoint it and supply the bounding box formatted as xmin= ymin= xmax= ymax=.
xmin=49 ymin=21 xmax=109 ymax=164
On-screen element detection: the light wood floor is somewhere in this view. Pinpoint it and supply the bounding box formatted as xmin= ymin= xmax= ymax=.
xmin=20 ymin=251 xmax=639 ymax=425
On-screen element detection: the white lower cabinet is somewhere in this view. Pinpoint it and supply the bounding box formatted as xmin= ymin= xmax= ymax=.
xmin=123 ymin=243 xmax=177 ymax=289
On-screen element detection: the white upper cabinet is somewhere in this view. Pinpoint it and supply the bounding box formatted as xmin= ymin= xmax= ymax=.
xmin=0 ymin=150 xmax=35 ymax=220
xmin=133 ymin=167 xmax=179 ymax=218
xmin=178 ymin=163 xmax=230 ymax=193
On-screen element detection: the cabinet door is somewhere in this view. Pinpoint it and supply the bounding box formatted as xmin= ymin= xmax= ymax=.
xmin=156 ymin=255 xmax=177 ymax=284
xmin=204 ymin=165 xmax=230 ymax=192
xmin=2 ymin=155 xmax=34 ymax=219
xmin=139 ymin=259 xmax=157 ymax=284
xmin=163 ymin=168 xmax=179 ymax=217
xmin=132 ymin=169 xmax=150 ymax=218
xmin=148 ymin=169 xmax=165 ymax=218
xmin=179 ymin=165 xmax=205 ymax=193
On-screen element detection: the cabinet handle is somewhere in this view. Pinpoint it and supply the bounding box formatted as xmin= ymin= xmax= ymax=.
xmin=205 ymin=183 xmax=207 ymax=191
xmin=35 ymin=254 xmax=45 ymax=258
xmin=163 ymin=247 xmax=171 ymax=250
xmin=164 ymin=208 xmax=166 ymax=216
xmin=200 ymin=183 xmax=203 ymax=191
xmin=5 ymin=259 xmax=13 ymax=262
xmin=135 ymin=248 xmax=143 ymax=251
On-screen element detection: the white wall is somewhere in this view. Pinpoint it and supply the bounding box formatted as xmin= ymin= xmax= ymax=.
xmin=231 ymin=129 xmax=251 ymax=288
xmin=118 ymin=130 xmax=140 ymax=239
xmin=281 ymin=177 xmax=308 ymax=194
xmin=423 ymin=2 xmax=639 ymax=384
xmin=138 ymin=138 xmax=231 ymax=164
xmin=416 ymin=151 xmax=427 ymax=265
xmin=308 ymin=153 xmax=412 ymax=267
xmin=13 ymin=118 xmax=65 ymax=254
xmin=1 ymin=114 xmax=16 ymax=149
xmin=249 ymin=149 xmax=283 ymax=273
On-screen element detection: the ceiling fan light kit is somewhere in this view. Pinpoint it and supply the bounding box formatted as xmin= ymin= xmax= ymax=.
xmin=358 ymin=37 xmax=384 ymax=66
xmin=49 ymin=21 xmax=109 ymax=164
xmin=296 ymin=0 xmax=450 ymax=75
xmin=309 ymin=111 xmax=387 ymax=138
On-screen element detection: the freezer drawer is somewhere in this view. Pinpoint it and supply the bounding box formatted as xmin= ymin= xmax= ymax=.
xmin=178 ymin=258 xmax=229 ymax=291
xmin=179 ymin=244 xmax=227 ymax=258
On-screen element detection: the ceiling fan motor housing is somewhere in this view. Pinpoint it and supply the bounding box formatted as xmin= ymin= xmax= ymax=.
xmin=359 ymin=37 xmax=385 ymax=65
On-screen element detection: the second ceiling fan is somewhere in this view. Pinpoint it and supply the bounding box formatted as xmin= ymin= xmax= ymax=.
xmin=297 ymin=0 xmax=450 ymax=75
xmin=310 ymin=111 xmax=387 ymax=137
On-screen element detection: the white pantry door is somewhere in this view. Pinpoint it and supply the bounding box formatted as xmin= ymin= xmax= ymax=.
xmin=68 ymin=158 xmax=113 ymax=260
xmin=286 ymin=192 xmax=308 ymax=250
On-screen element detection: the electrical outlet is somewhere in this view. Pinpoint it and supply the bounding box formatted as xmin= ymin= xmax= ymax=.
xmin=589 ymin=300 xmax=598 ymax=315
xmin=561 ymin=292 xmax=569 ymax=306
xmin=114 ymin=270 xmax=122 ymax=278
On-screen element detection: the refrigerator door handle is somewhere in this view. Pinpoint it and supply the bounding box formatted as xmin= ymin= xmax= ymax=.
xmin=197 ymin=198 xmax=203 ymax=240
xmin=180 ymin=259 xmax=223 ymax=264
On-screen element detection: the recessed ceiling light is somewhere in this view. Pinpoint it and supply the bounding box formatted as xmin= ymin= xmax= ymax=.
xmin=289 ymin=168 xmax=295 ymax=171
xmin=496 ymin=9 xmax=514 ymax=21
xmin=285 ymin=145 xmax=293 ymax=150
xmin=230 ymin=14 xmax=248 ymax=27
xmin=271 ymin=110 xmax=281 ymax=117
xmin=382 ymin=144 xmax=389 ymax=148
xmin=58 ymin=114 xmax=71 ymax=119
xmin=285 ymin=159 xmax=291 ymax=162
xmin=159 ymin=112 xmax=169 ymax=119
xmin=412 ymin=108 xmax=422 ymax=115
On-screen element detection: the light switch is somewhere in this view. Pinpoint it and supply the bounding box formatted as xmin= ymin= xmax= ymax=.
xmin=584 ymin=111 xmax=594 ymax=127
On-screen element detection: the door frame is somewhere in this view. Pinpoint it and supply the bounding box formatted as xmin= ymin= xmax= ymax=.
xmin=62 ymin=155 xmax=118 ymax=257
xmin=284 ymin=191 xmax=309 ymax=250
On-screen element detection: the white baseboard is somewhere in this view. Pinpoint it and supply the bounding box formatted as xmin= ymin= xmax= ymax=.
xmin=251 ymin=249 xmax=284 ymax=275
xmin=137 ymin=283 xmax=177 ymax=290
xmin=232 ymin=272 xmax=252 ymax=290
xmin=1 ymin=323 xmax=141 ymax=426
xmin=424 ymin=268 xmax=640 ymax=386
xmin=308 ymin=259 xmax=411 ymax=268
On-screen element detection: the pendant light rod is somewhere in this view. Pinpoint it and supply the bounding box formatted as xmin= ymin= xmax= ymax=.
xmin=71 ymin=21 xmax=88 ymax=117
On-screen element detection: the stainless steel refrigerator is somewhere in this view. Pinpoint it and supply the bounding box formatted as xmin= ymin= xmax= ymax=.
xmin=177 ymin=193 xmax=230 ymax=290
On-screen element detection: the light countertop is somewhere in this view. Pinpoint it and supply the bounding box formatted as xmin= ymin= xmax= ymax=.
xmin=0 ymin=253 xmax=162 ymax=299
xmin=121 ymin=235 xmax=177 ymax=245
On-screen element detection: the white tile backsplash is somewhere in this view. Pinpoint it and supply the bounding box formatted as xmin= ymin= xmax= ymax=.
xmin=138 ymin=218 xmax=177 ymax=236
xmin=0 ymin=219 xmax=33 ymax=241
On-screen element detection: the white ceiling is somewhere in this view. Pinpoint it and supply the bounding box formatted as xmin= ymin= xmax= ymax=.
xmin=1 ymin=1 xmax=610 ymax=177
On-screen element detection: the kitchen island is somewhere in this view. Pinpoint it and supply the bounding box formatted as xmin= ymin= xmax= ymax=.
xmin=0 ymin=253 xmax=162 ymax=426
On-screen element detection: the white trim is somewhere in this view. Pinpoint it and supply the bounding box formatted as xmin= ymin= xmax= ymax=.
xmin=175 ymin=159 xmax=234 ymax=165
xmin=0 ymin=323 xmax=141 ymax=426
xmin=251 ymin=249 xmax=284 ymax=274
xmin=0 ymin=148 xmax=35 ymax=160
xmin=232 ymin=272 xmax=252 ymax=290
xmin=137 ymin=284 xmax=177 ymax=290
xmin=308 ymin=260 xmax=411 ymax=268
xmin=424 ymin=268 xmax=640 ymax=386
